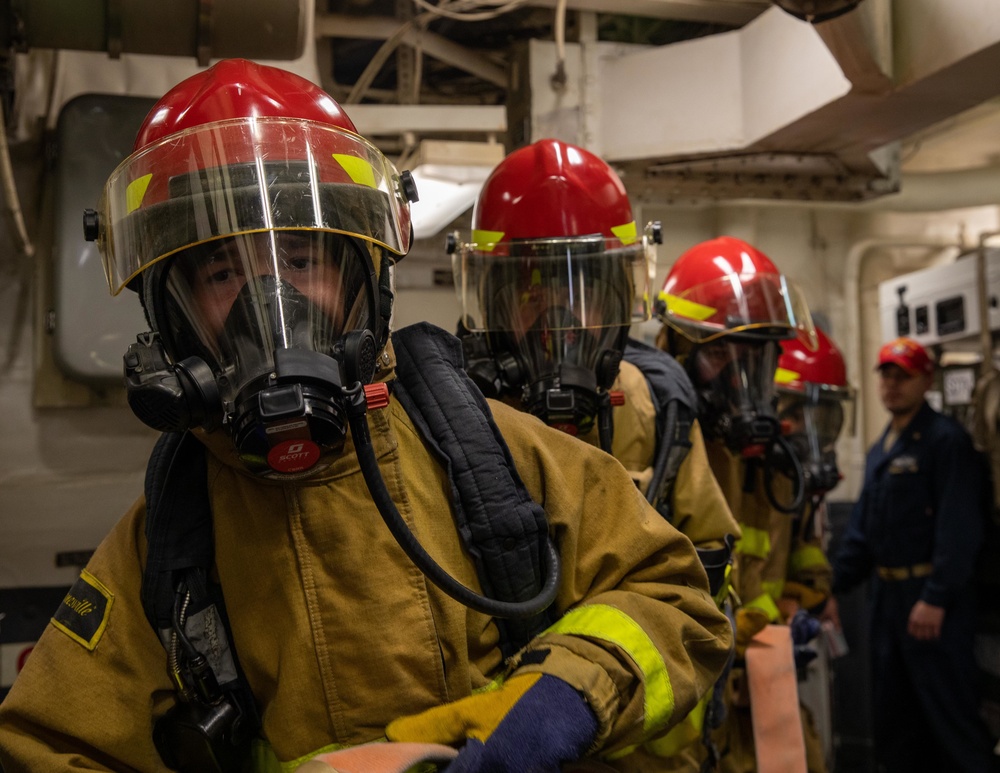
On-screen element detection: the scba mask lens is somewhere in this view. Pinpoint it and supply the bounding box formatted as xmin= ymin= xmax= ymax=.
xmin=476 ymin=240 xmax=637 ymax=435
xmin=691 ymin=339 xmax=781 ymax=452
xmin=138 ymin=230 xmax=380 ymax=477
xmin=778 ymin=394 xmax=844 ymax=494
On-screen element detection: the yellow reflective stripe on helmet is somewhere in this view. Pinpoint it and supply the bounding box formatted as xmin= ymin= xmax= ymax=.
xmin=774 ymin=367 xmax=801 ymax=385
xmin=745 ymin=592 xmax=780 ymax=622
xmin=790 ymin=545 xmax=830 ymax=575
xmin=611 ymin=221 xmax=637 ymax=246
xmin=126 ymin=174 xmax=153 ymax=214
xmin=543 ymin=604 xmax=673 ymax=733
xmin=332 ymin=154 xmax=377 ymax=188
xmin=735 ymin=526 xmax=771 ymax=560
xmin=658 ymin=291 xmax=716 ymax=322
xmin=472 ymin=229 xmax=505 ymax=252
xmin=641 ymin=691 xmax=709 ymax=758
xmin=762 ymin=579 xmax=785 ymax=601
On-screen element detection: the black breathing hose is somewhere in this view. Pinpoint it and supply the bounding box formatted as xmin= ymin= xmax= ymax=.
xmin=645 ymin=400 xmax=679 ymax=505
xmin=345 ymin=385 xmax=562 ymax=620
xmin=597 ymin=394 xmax=614 ymax=455
xmin=764 ymin=434 xmax=807 ymax=514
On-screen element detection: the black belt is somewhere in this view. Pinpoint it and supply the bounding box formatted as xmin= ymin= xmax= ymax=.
xmin=876 ymin=563 xmax=933 ymax=581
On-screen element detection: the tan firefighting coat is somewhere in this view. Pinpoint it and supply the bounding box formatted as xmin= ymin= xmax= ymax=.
xmin=704 ymin=441 xmax=831 ymax=773
xmin=0 ymin=391 xmax=732 ymax=772
xmin=582 ymin=363 xmax=742 ymax=770
xmin=586 ymin=360 xmax=741 ymax=552
xmin=703 ymin=442 xmax=830 ymax=629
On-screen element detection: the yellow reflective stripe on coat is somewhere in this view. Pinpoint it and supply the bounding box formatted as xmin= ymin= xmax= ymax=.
xmin=544 ymin=604 xmax=674 ymax=733
xmin=745 ymin=592 xmax=780 ymax=622
xmin=735 ymin=526 xmax=771 ymax=560
xmin=762 ymin=579 xmax=785 ymax=602
xmin=790 ymin=545 xmax=829 ymax=575
xmin=642 ymin=691 xmax=709 ymax=758
xmin=251 ymin=738 xmax=358 ymax=773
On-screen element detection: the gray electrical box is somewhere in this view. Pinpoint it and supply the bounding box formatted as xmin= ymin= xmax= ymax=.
xmin=52 ymin=94 xmax=156 ymax=383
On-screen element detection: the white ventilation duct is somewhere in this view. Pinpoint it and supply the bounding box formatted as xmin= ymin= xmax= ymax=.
xmin=527 ymin=0 xmax=1000 ymax=204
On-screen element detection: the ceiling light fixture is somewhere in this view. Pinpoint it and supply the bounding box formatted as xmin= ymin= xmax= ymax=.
xmin=405 ymin=139 xmax=506 ymax=240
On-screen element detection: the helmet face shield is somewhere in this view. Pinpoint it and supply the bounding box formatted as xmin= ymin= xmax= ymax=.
xmin=778 ymin=393 xmax=846 ymax=452
xmin=455 ymin=232 xmax=655 ymax=335
xmin=453 ymin=231 xmax=652 ymax=433
xmin=99 ymin=117 xmax=412 ymax=295
xmin=659 ymin=272 xmax=816 ymax=348
xmin=692 ymin=339 xmax=779 ymax=421
xmin=161 ymin=230 xmax=375 ymax=406
xmin=777 ymin=385 xmax=853 ymax=493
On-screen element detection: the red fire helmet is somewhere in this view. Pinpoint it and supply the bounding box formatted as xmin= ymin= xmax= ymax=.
xmin=472 ymin=138 xmax=636 ymax=243
xmin=776 ymin=326 xmax=850 ymax=393
xmin=96 ymin=59 xmax=413 ymax=295
xmin=658 ymin=236 xmax=816 ymax=348
xmin=454 ymin=138 xmax=658 ymax=333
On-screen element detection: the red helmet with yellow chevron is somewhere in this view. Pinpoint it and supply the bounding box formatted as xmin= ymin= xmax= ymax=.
xmin=95 ymin=58 xmax=414 ymax=297
xmin=449 ymin=138 xmax=660 ymax=440
xmin=776 ymin=326 xmax=850 ymax=395
xmin=775 ymin=326 xmax=854 ymax=491
xmin=657 ymin=236 xmax=816 ymax=348
xmin=452 ymin=138 xmax=659 ymax=336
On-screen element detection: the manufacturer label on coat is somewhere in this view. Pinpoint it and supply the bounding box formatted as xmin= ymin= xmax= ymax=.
xmin=50 ymin=569 xmax=114 ymax=651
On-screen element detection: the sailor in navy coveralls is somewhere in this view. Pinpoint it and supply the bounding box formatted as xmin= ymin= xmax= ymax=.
xmin=832 ymin=337 xmax=996 ymax=773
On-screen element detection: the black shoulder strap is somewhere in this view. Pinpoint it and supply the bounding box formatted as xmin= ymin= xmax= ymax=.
xmin=623 ymin=339 xmax=735 ymax=597
xmin=391 ymin=322 xmax=557 ymax=657
xmin=142 ymin=432 xmax=213 ymax=629
xmin=142 ymin=432 xmax=261 ymax=733
xmin=623 ymin=338 xmax=696 ymax=517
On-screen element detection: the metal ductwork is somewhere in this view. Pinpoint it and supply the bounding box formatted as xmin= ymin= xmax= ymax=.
xmin=522 ymin=0 xmax=1000 ymax=204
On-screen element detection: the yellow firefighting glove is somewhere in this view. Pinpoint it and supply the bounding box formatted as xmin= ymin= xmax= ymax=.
xmin=386 ymin=673 xmax=598 ymax=773
xmin=782 ymin=580 xmax=829 ymax=614
xmin=734 ymin=606 xmax=771 ymax=657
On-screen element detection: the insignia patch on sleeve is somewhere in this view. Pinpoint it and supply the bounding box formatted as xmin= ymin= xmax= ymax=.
xmin=888 ymin=455 xmax=920 ymax=474
xmin=51 ymin=569 xmax=114 ymax=651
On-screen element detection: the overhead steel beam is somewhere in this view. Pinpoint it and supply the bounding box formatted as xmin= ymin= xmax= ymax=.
xmin=346 ymin=104 xmax=507 ymax=135
xmin=526 ymin=0 xmax=769 ymax=25
xmin=315 ymin=14 xmax=507 ymax=87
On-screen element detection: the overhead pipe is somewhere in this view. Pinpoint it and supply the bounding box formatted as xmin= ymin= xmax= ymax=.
xmin=8 ymin=0 xmax=308 ymax=65
xmin=701 ymin=164 xmax=1000 ymax=215
xmin=0 ymin=96 xmax=33 ymax=258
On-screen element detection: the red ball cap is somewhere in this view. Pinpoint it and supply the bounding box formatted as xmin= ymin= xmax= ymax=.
xmin=876 ymin=337 xmax=934 ymax=375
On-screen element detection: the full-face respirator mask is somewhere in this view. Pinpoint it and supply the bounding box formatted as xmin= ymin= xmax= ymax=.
xmin=453 ymin=230 xmax=657 ymax=451
xmin=687 ymin=337 xmax=783 ymax=453
xmin=121 ymin=229 xmax=384 ymax=479
xmin=778 ymin=386 xmax=847 ymax=496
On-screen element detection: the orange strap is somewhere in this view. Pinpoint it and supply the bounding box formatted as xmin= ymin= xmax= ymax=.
xmin=745 ymin=624 xmax=807 ymax=773
xmin=299 ymin=742 xmax=459 ymax=773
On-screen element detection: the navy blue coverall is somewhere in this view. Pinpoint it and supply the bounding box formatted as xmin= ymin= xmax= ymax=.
xmin=832 ymin=401 xmax=995 ymax=773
